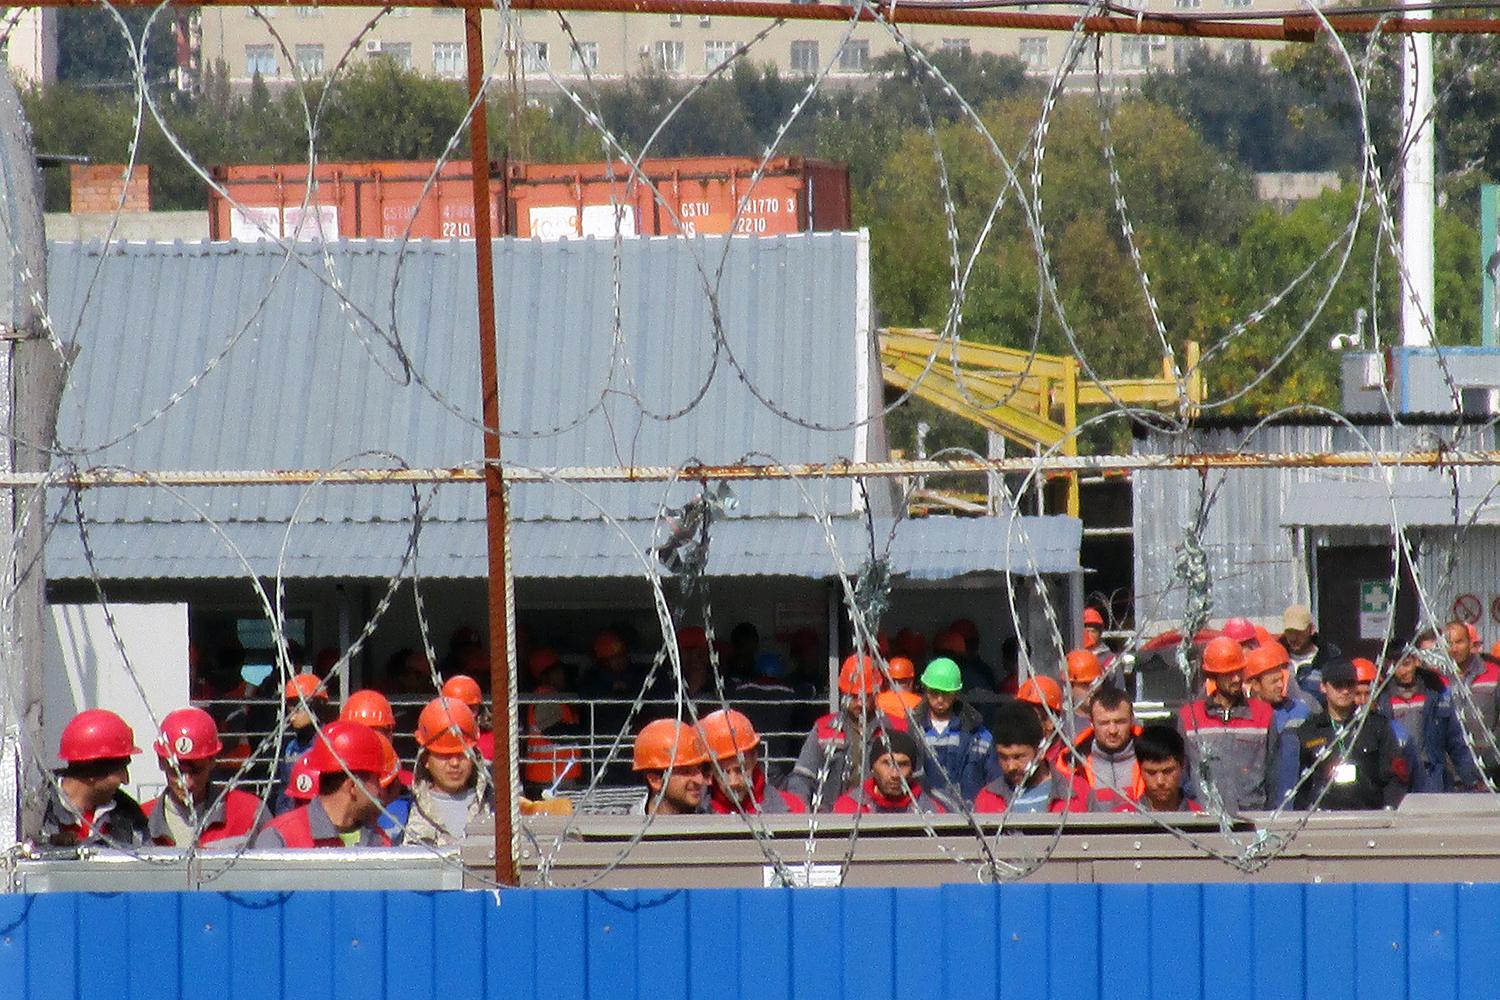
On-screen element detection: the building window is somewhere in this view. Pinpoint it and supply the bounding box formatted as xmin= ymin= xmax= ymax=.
xmin=1119 ymin=37 xmax=1149 ymax=70
xmin=789 ymin=39 xmax=819 ymax=75
xmin=704 ymin=40 xmax=736 ymax=72
xmin=941 ymin=38 xmax=971 ymax=57
xmin=433 ymin=41 xmax=464 ymax=78
xmin=381 ymin=41 xmax=413 ymax=69
xmin=1172 ymin=38 xmax=1205 ymax=67
xmin=838 ymin=39 xmax=869 ymax=72
xmin=1018 ymin=37 xmax=1048 ymax=70
xmin=295 ymin=44 xmax=324 ymax=77
xmin=294 ymin=5 xmax=321 ymax=17
xmin=653 ymin=40 xmax=685 ymax=73
xmin=521 ymin=41 xmax=548 ymax=73
xmin=245 ymin=44 xmax=277 ymax=77
xmin=1173 ymin=0 xmax=1203 ymax=8
xmin=570 ymin=41 xmax=599 ymax=73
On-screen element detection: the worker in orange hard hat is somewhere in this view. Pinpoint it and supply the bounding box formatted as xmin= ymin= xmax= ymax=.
xmin=874 ymin=657 xmax=923 ymax=723
xmin=632 ymin=719 xmax=711 ymax=816
xmin=702 ymin=709 xmax=807 ymax=814
xmin=1016 ymin=675 xmax=1066 ymax=766
xmin=1061 ymin=650 xmax=1103 ymax=743
xmin=403 ymin=697 xmax=493 ymax=847
xmin=1177 ymin=636 xmax=1279 ymax=813
xmin=1081 ymin=607 xmax=1116 ymax=677
xmin=1243 ymin=643 xmax=1310 ymax=741
xmin=273 ymin=672 xmax=335 ymax=814
xmin=341 ymin=689 xmax=396 ymax=739
xmin=785 ymin=653 xmax=883 ymax=810
xmin=521 ymin=648 xmax=584 ymax=795
xmin=442 ymin=674 xmax=494 ymax=762
xmin=41 ymin=709 xmax=149 ymax=847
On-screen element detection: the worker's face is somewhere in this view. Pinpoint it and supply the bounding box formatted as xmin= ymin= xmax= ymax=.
xmin=1089 ymin=702 xmax=1134 ymax=754
xmin=846 ymin=694 xmax=874 ymax=723
xmin=1322 ymin=679 xmax=1358 ymax=716
xmin=715 ymin=750 xmax=759 ymax=803
xmin=1083 ymin=625 xmax=1102 ymax=647
xmin=646 ymin=763 xmax=708 ymax=814
xmin=1355 ymin=681 xmax=1373 ymax=707
xmin=1447 ymin=625 xmax=1473 ymax=664
xmin=995 ymin=743 xmax=1038 ymax=788
xmin=289 ymin=705 xmax=314 ymax=730
xmin=925 ymin=689 xmax=957 ymax=717
xmin=336 ymin=774 xmax=384 ymax=823
xmin=1069 ymin=682 xmax=1092 ymax=712
xmin=1139 ymin=756 xmax=1184 ymax=809
xmin=160 ymin=755 xmax=213 ymax=805
xmin=1247 ymin=669 xmax=1285 ymax=703
xmin=1282 ymin=626 xmax=1314 ymax=654
xmin=871 ymin=752 xmax=914 ymax=799
xmin=426 ymin=751 xmax=475 ymax=794
xmin=1214 ymin=670 xmax=1245 ymax=700
xmin=1395 ymin=653 xmax=1420 ymax=686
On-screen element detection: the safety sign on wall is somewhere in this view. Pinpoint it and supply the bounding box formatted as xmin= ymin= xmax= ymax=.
xmin=1360 ymin=580 xmax=1393 ymax=639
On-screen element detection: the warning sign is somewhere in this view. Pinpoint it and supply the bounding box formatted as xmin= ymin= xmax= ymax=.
xmin=1453 ymin=593 xmax=1483 ymax=625
xmin=1360 ymin=580 xmax=1393 ymax=640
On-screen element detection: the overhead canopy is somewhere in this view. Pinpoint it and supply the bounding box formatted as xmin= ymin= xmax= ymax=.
xmin=1282 ymin=480 xmax=1500 ymax=529
xmin=44 ymin=236 xmax=1079 ymax=582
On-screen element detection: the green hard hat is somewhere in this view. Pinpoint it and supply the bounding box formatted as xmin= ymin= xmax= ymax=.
xmin=921 ymin=657 xmax=963 ymax=692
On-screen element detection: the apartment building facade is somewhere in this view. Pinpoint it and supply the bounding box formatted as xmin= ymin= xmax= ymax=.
xmin=199 ymin=4 xmax=1275 ymax=90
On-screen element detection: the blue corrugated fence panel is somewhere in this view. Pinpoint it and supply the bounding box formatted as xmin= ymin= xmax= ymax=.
xmin=16 ymin=883 xmax=1500 ymax=999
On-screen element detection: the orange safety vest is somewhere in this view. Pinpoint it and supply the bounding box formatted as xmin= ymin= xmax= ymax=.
xmin=522 ymin=689 xmax=582 ymax=786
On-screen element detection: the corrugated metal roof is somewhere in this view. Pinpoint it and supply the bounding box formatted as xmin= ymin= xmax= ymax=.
xmin=1282 ymin=480 xmax=1500 ymax=527
xmin=45 ymin=514 xmax=1081 ymax=580
xmin=45 ymin=237 xmax=1078 ymax=582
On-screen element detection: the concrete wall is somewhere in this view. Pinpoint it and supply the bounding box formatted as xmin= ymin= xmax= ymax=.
xmin=44 ymin=211 xmax=210 ymax=243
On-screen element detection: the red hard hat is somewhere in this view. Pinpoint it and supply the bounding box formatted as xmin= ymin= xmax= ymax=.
xmin=700 ymin=708 xmax=760 ymax=760
xmin=441 ymin=674 xmax=483 ymax=708
xmin=1351 ymin=658 xmax=1379 ymax=684
xmin=305 ymin=720 xmax=386 ymax=776
xmin=1064 ymin=649 xmax=1102 ymax=684
xmin=1222 ymin=617 xmax=1257 ymax=643
xmin=676 ymin=626 xmax=709 ymax=652
xmin=592 ymin=630 xmax=625 ymax=661
xmin=287 ymin=753 xmax=318 ymax=801
xmin=1201 ymin=636 xmax=1247 ymax=675
xmin=414 ymin=697 xmax=478 ymax=755
xmin=59 ymin=709 xmax=141 ymax=764
xmin=283 ymin=673 xmax=327 ymax=703
xmin=887 ymin=656 xmax=916 ymax=683
xmin=838 ymin=654 xmax=882 ymax=695
xmin=632 ymin=719 xmax=710 ymax=771
xmin=1082 ymin=607 xmax=1105 ymax=628
xmin=1017 ymin=676 xmax=1063 ymax=713
xmin=153 ymin=707 xmax=222 ymax=762
xmin=340 ymin=689 xmax=395 ymax=729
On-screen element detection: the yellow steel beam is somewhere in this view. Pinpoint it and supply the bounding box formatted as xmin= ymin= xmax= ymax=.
xmin=883 ymin=363 xmax=1068 ymax=450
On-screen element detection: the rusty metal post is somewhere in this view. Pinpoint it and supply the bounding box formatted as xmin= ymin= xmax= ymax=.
xmin=463 ymin=8 xmax=519 ymax=887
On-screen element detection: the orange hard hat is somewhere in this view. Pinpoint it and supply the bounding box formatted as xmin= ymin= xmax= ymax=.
xmin=933 ymin=631 xmax=967 ymax=656
xmin=887 ymin=656 xmax=916 ymax=683
xmin=527 ymin=647 xmax=561 ymax=680
xmin=1064 ymin=649 xmax=1102 ymax=684
xmin=1351 ymin=658 xmax=1379 ymax=684
xmin=838 ymin=654 xmax=882 ymax=695
xmin=1017 ymin=676 xmax=1063 ymax=713
xmin=1491 ymin=640 xmax=1500 ymax=661
xmin=441 ymin=674 xmax=484 ymax=708
xmin=374 ymin=731 xmax=401 ymax=790
xmin=1242 ymin=645 xmax=1287 ymax=680
xmin=592 ymin=630 xmax=626 ymax=660
xmin=283 ymin=673 xmax=327 ymax=702
xmin=414 ymin=697 xmax=479 ymax=755
xmin=340 ymin=689 xmax=395 ymax=729
xmin=876 ymin=690 xmax=923 ymax=721
xmin=699 ymin=708 xmax=760 ymax=759
xmin=1082 ymin=607 xmax=1105 ymax=628
xmin=631 ymin=719 xmax=710 ymax=772
xmin=1201 ymin=636 xmax=1247 ymax=675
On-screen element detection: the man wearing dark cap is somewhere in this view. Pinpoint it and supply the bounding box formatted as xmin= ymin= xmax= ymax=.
xmin=1293 ymin=658 xmax=1406 ymax=810
xmin=831 ymin=728 xmax=946 ymax=815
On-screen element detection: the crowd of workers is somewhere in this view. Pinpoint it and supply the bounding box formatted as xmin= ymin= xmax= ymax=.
xmin=39 ymin=603 xmax=1500 ymax=849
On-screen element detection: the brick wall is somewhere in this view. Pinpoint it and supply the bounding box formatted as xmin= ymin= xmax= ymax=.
xmin=69 ymin=164 xmax=151 ymax=214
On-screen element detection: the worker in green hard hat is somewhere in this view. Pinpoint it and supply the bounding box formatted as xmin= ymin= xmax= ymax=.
xmin=905 ymin=657 xmax=993 ymax=809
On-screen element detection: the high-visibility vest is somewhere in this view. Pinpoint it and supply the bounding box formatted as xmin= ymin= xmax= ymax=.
xmin=523 ymin=696 xmax=581 ymax=786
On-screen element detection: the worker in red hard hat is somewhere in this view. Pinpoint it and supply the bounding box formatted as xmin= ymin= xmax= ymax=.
xmin=1177 ymin=636 xmax=1279 ymax=813
xmin=145 ymin=707 xmax=267 ymax=848
xmin=833 ymin=728 xmax=945 ymax=815
xmin=403 ymin=697 xmax=493 ymax=846
xmin=632 ymin=719 xmax=710 ymax=816
xmin=273 ymin=672 xmax=333 ymax=814
xmin=441 ymin=674 xmax=493 ymax=762
xmin=702 ymin=709 xmax=807 ymax=814
xmin=41 ymin=709 xmax=149 ymax=847
xmin=785 ymin=653 xmax=883 ymax=810
xmin=253 ymin=720 xmax=392 ymax=848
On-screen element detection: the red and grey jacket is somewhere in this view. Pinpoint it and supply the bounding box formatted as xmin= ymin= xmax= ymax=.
xmin=144 ymin=786 xmax=268 ymax=848
xmin=832 ymin=778 xmax=946 ymax=815
xmin=972 ymin=768 xmax=1085 ymax=813
xmin=1176 ymin=696 xmax=1279 ymax=813
xmin=785 ymin=713 xmax=862 ymax=810
xmin=250 ymin=796 xmax=392 ymax=848
xmin=39 ymin=786 xmax=149 ymax=848
xmin=708 ymin=767 xmax=808 ymax=815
